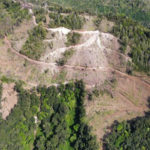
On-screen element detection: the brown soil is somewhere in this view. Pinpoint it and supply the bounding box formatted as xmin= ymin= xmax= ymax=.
xmin=0 ymin=83 xmax=17 ymax=119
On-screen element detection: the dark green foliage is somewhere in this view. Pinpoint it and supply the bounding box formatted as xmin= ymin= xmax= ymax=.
xmin=72 ymin=81 xmax=99 ymax=150
xmin=20 ymin=24 xmax=47 ymax=60
xmin=74 ymin=123 xmax=99 ymax=150
xmin=0 ymin=86 xmax=40 ymax=150
xmin=66 ymin=32 xmax=81 ymax=46
xmin=0 ymin=81 xmax=98 ymax=150
xmin=46 ymin=0 xmax=150 ymax=27
xmin=107 ymin=15 xmax=150 ymax=72
xmin=0 ymin=0 xmax=29 ymax=37
xmin=49 ymin=12 xmax=83 ymax=29
xmin=56 ymin=48 xmax=75 ymax=66
xmin=104 ymin=116 xmax=150 ymax=150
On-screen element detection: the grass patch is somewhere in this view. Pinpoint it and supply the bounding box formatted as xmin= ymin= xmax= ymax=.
xmin=0 ymin=75 xmax=15 ymax=83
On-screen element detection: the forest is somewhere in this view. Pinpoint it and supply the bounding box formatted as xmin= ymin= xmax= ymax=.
xmin=0 ymin=81 xmax=99 ymax=150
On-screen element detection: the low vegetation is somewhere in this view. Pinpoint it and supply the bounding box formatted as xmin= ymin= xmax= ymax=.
xmin=33 ymin=7 xmax=47 ymax=24
xmin=49 ymin=12 xmax=83 ymax=29
xmin=20 ymin=24 xmax=47 ymax=60
xmin=0 ymin=84 xmax=2 ymax=110
xmin=56 ymin=49 xmax=75 ymax=66
xmin=0 ymin=0 xmax=29 ymax=37
xmin=48 ymin=3 xmax=72 ymax=13
xmin=0 ymin=81 xmax=99 ymax=150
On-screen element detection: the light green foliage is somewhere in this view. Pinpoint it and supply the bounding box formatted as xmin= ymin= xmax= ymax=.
xmin=34 ymin=81 xmax=99 ymax=150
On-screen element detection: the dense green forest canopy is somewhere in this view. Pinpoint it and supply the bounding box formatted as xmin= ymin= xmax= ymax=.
xmin=0 ymin=81 xmax=99 ymax=150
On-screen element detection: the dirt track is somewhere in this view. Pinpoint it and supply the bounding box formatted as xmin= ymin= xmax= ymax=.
xmin=4 ymin=35 xmax=150 ymax=89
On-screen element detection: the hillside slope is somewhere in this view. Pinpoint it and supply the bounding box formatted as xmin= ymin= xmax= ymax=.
xmin=0 ymin=1 xmax=150 ymax=150
xmin=22 ymin=0 xmax=150 ymax=26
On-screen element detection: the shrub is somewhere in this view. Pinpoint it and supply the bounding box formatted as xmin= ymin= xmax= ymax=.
xmin=20 ymin=24 xmax=47 ymax=60
xmin=66 ymin=32 xmax=81 ymax=46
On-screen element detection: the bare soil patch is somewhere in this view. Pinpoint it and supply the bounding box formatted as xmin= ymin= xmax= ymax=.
xmin=0 ymin=83 xmax=17 ymax=119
